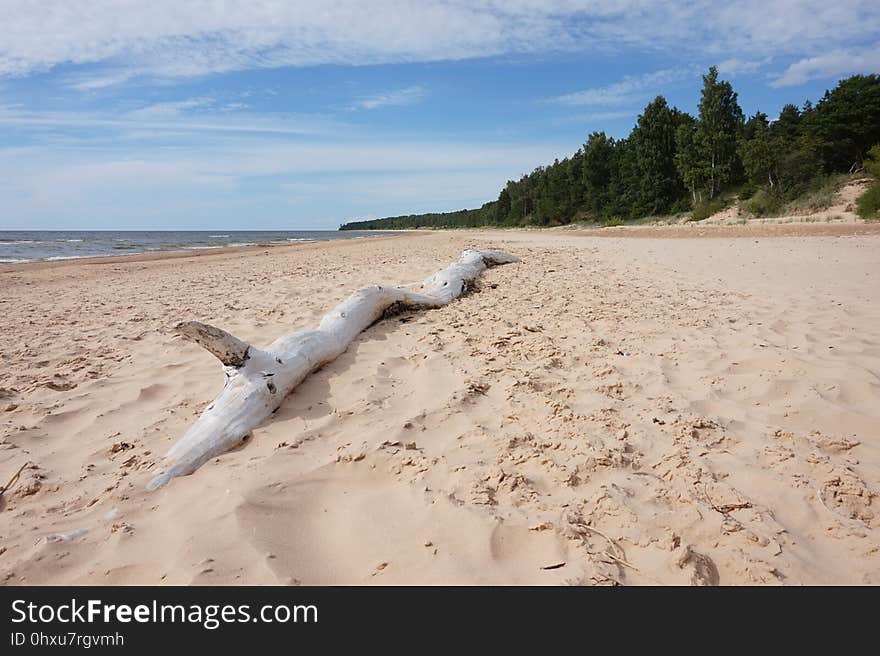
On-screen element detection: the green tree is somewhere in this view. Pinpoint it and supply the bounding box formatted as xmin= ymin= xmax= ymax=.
xmin=740 ymin=117 xmax=778 ymax=190
xmin=806 ymin=74 xmax=880 ymax=172
xmin=772 ymin=103 xmax=802 ymax=141
xmin=495 ymin=187 xmax=512 ymax=224
xmin=776 ymin=141 xmax=822 ymax=196
xmin=695 ymin=66 xmax=744 ymax=198
xmin=742 ymin=111 xmax=769 ymax=141
xmin=607 ymin=137 xmax=640 ymax=218
xmin=582 ymin=131 xmax=616 ymax=217
xmin=340 ymin=73 xmax=880 ymax=231
xmin=675 ymin=114 xmax=706 ymax=203
xmin=631 ymin=96 xmax=686 ymax=215
xmin=565 ymin=152 xmax=586 ymax=215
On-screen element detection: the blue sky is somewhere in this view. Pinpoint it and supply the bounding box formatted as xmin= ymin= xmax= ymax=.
xmin=1 ymin=1 xmax=878 ymax=230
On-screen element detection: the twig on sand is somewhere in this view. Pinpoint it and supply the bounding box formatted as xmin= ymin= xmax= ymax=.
xmin=572 ymin=522 xmax=666 ymax=585
xmin=0 ymin=462 xmax=29 ymax=500
xmin=578 ymin=524 xmax=640 ymax=572
xmin=702 ymin=482 xmax=752 ymax=515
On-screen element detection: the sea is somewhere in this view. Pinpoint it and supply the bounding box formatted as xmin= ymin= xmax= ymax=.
xmin=0 ymin=230 xmax=397 ymax=264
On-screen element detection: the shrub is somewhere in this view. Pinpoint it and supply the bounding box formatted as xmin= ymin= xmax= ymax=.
xmin=739 ymin=181 xmax=757 ymax=200
xmin=741 ymin=188 xmax=784 ymax=217
xmin=690 ymin=196 xmax=727 ymax=221
xmin=856 ymin=183 xmax=880 ymax=220
xmin=783 ymin=182 xmax=836 ymax=214
xmin=864 ymin=144 xmax=880 ymax=178
xmin=776 ymin=147 xmax=823 ymax=198
xmin=669 ymin=196 xmax=692 ymax=214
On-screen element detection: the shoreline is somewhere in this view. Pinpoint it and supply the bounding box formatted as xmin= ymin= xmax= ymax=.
xmin=6 ymin=219 xmax=879 ymax=275
xmin=0 ymin=232 xmax=415 ymax=273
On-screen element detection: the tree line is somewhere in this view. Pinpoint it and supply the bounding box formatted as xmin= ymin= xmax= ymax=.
xmin=340 ymin=70 xmax=880 ymax=230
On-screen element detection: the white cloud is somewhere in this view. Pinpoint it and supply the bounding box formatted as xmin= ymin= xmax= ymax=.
xmin=553 ymin=68 xmax=696 ymax=106
xmin=127 ymin=97 xmax=214 ymax=119
xmin=350 ymin=86 xmax=426 ymax=110
xmin=0 ymin=106 xmax=339 ymax=137
xmin=770 ymin=45 xmax=880 ymax=87
xmin=66 ymin=70 xmax=137 ymax=91
xmin=583 ymin=110 xmax=637 ymax=122
xmin=717 ymin=58 xmax=769 ymax=77
xmin=1 ymin=2 xmax=878 ymax=80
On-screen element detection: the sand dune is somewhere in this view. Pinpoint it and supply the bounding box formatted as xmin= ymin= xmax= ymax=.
xmin=1 ymin=229 xmax=878 ymax=585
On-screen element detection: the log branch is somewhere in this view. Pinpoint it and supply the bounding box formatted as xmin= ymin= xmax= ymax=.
xmin=175 ymin=321 xmax=251 ymax=367
xmin=148 ymin=249 xmax=518 ymax=490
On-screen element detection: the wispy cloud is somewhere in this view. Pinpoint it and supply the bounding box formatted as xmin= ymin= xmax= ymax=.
xmin=717 ymin=57 xmax=769 ymax=77
xmin=350 ymin=85 xmax=426 ymax=110
xmin=551 ymin=109 xmax=638 ymax=129
xmin=220 ymin=102 xmax=249 ymax=112
xmin=552 ymin=68 xmax=696 ymax=107
xmin=0 ymin=106 xmax=339 ymax=137
xmin=769 ymin=45 xmax=880 ymax=87
xmin=583 ymin=110 xmax=638 ymax=122
xmin=127 ymin=97 xmax=215 ymax=119
xmin=65 ymin=70 xmax=137 ymax=91
xmin=2 ymin=2 xmax=878 ymax=80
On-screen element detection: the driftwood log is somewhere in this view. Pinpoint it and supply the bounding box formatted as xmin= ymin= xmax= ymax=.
xmin=147 ymin=249 xmax=518 ymax=490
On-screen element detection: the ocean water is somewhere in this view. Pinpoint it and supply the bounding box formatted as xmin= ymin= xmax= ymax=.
xmin=0 ymin=230 xmax=398 ymax=264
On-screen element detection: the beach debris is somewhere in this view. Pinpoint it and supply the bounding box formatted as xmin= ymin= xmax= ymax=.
xmin=46 ymin=527 xmax=89 ymax=543
xmin=673 ymin=545 xmax=720 ymax=586
xmin=0 ymin=461 xmax=29 ymax=506
xmin=148 ymin=249 xmax=519 ymax=490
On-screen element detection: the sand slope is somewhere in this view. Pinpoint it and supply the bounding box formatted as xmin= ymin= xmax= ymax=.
xmin=1 ymin=230 xmax=878 ymax=585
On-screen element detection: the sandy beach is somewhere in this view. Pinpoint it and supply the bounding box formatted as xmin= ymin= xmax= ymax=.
xmin=1 ymin=227 xmax=878 ymax=585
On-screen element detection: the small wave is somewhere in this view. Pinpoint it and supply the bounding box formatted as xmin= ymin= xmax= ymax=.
xmin=209 ymin=234 xmax=230 ymax=238
xmin=45 ymin=255 xmax=87 ymax=261
xmin=228 ymin=242 xmax=256 ymax=247
xmin=58 ymin=238 xmax=84 ymax=243
xmin=185 ymin=245 xmax=223 ymax=250
xmin=0 ymin=257 xmax=32 ymax=263
xmin=287 ymin=238 xmax=316 ymax=242
xmin=112 ymin=245 xmax=136 ymax=250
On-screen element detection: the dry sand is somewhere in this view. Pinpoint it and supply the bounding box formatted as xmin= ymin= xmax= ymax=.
xmin=1 ymin=227 xmax=878 ymax=585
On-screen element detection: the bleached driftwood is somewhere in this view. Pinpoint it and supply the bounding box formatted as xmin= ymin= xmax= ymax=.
xmin=147 ymin=249 xmax=518 ymax=490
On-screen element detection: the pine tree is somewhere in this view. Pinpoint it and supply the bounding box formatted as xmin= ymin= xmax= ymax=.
xmin=806 ymin=74 xmax=880 ymax=172
xmin=582 ymin=131 xmax=615 ymax=217
xmin=631 ymin=96 xmax=685 ymax=215
xmin=773 ymin=104 xmax=802 ymax=141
